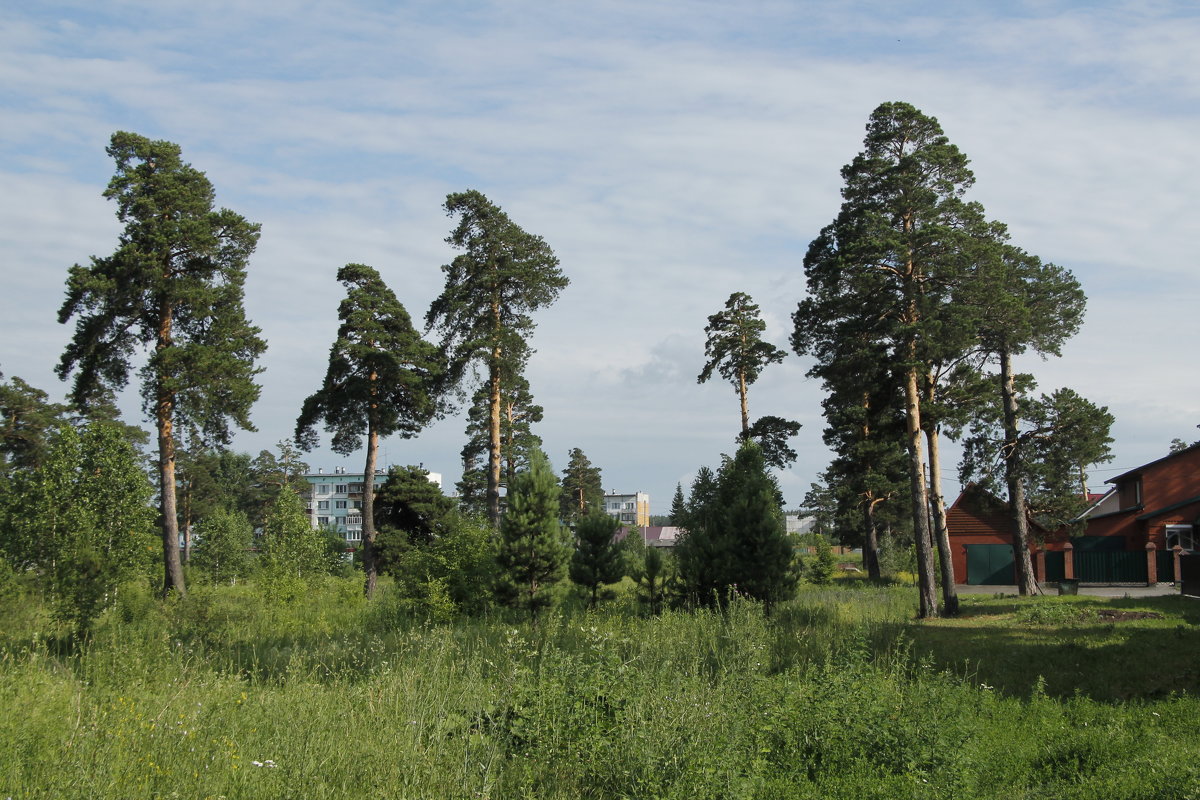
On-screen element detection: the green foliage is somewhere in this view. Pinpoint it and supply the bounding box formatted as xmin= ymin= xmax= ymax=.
xmin=257 ymin=487 xmax=326 ymax=604
xmin=676 ymin=442 xmax=795 ymax=611
xmin=56 ymin=131 xmax=266 ymax=597
xmin=630 ymin=544 xmax=672 ymax=616
xmin=295 ymin=264 xmax=442 ymax=457
xmin=427 ymin=189 xmax=567 ymax=523
xmin=559 ymin=447 xmax=604 ymax=526
xmin=568 ymin=511 xmax=623 ymax=608
xmin=806 ymin=534 xmax=838 ymax=586
xmin=669 ymin=482 xmax=686 ymax=526
xmin=0 ymin=422 xmax=155 ymax=634
xmin=743 ymin=414 xmax=802 ymax=469
xmin=381 ymin=513 xmax=498 ymax=620
xmin=296 ymin=263 xmax=443 ymax=595
xmin=0 ymin=373 xmax=68 ymax=482
xmin=190 ymin=507 xmax=253 ymax=585
xmin=698 ymin=291 xmax=787 ymax=437
xmin=494 ymin=451 xmax=569 ymax=618
xmin=373 ymin=464 xmax=458 ymax=547
xmin=3 ymin=587 xmax=1196 ymax=799
xmin=455 ymin=374 xmax=544 ymax=516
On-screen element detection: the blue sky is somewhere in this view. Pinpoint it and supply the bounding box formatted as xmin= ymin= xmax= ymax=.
xmin=2 ymin=0 xmax=1197 ymax=512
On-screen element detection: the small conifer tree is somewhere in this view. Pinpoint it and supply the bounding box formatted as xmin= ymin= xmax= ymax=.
xmin=494 ymin=451 xmax=569 ymax=618
xmin=569 ymin=511 xmax=623 ymax=608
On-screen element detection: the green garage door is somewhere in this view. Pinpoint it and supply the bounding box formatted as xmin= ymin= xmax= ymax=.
xmin=966 ymin=544 xmax=1015 ymax=585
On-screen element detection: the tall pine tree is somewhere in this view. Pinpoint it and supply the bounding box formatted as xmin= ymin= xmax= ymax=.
xmin=426 ymin=190 xmax=567 ymax=525
xmin=795 ymin=102 xmax=989 ymax=617
xmin=296 ymin=263 xmax=443 ymax=597
xmin=57 ymin=132 xmax=265 ymax=598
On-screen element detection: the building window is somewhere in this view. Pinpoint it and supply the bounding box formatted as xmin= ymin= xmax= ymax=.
xmin=335 ymin=484 xmax=348 ymax=494
xmin=318 ymin=516 xmax=330 ymax=526
xmin=317 ymin=500 xmax=329 ymax=510
xmin=347 ymin=515 xmax=362 ymax=526
xmin=345 ymin=529 xmax=362 ymax=542
xmin=317 ymin=485 xmax=330 ymax=495
xmin=336 ymin=500 xmax=348 ymax=509
xmin=1166 ymin=525 xmax=1195 ymax=552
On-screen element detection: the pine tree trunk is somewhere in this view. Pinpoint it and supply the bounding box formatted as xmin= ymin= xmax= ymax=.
xmin=1000 ymin=348 xmax=1040 ymax=595
xmin=903 ymin=363 xmax=938 ymax=617
xmin=863 ymin=497 xmax=882 ymax=581
xmin=156 ymin=306 xmax=186 ymax=599
xmin=361 ymin=414 xmax=380 ymax=598
xmin=738 ymin=368 xmax=750 ymax=437
xmin=926 ymin=424 xmax=959 ymax=615
xmin=487 ymin=347 xmax=503 ymax=526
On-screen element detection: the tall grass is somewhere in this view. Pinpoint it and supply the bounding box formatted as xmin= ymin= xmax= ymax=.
xmin=1 ymin=577 xmax=1197 ymax=798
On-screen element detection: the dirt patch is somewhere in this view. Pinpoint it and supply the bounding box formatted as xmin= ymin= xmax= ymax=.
xmin=1095 ymin=610 xmax=1163 ymax=621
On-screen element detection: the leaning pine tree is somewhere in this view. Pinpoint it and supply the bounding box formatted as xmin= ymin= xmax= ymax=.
xmin=57 ymin=132 xmax=266 ymax=598
xmin=426 ymin=190 xmax=568 ymax=526
xmin=296 ymin=263 xmax=443 ymax=598
xmin=494 ymin=450 xmax=570 ymax=619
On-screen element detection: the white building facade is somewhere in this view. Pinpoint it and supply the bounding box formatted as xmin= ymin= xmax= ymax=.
xmin=305 ymin=468 xmax=442 ymax=545
xmin=603 ymin=491 xmax=650 ymax=527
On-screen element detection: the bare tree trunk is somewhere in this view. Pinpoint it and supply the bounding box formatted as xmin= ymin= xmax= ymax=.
xmin=361 ymin=410 xmax=380 ymax=598
xmin=904 ymin=363 xmax=938 ymax=618
xmin=156 ymin=394 xmax=186 ymax=598
xmin=738 ymin=368 xmax=750 ymax=437
xmin=487 ymin=348 xmax=503 ymax=526
xmin=863 ymin=497 xmax=882 ymax=581
xmin=156 ymin=305 xmax=186 ymax=599
xmin=926 ymin=424 xmax=959 ymax=615
xmin=1000 ymin=348 xmax=1040 ymax=595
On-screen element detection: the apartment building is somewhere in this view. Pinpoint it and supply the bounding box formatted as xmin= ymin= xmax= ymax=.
xmin=305 ymin=467 xmax=442 ymax=545
xmin=602 ymin=491 xmax=650 ymax=527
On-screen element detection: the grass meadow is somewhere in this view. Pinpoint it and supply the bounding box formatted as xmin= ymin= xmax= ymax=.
xmin=2 ymin=576 xmax=1198 ymax=799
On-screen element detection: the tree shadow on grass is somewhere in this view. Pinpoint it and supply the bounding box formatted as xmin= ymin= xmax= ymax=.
xmin=895 ymin=594 xmax=1200 ymax=702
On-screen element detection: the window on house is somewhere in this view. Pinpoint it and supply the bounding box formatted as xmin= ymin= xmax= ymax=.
xmin=347 ymin=515 xmax=362 ymax=526
xmin=1166 ymin=525 xmax=1196 ymax=552
xmin=317 ymin=500 xmax=329 ymax=510
xmin=335 ymin=484 xmax=348 ymax=494
xmin=345 ymin=529 xmax=362 ymax=542
xmin=317 ymin=485 xmax=330 ymax=495
xmin=335 ymin=500 xmax=348 ymax=509
xmin=317 ymin=516 xmax=330 ymax=526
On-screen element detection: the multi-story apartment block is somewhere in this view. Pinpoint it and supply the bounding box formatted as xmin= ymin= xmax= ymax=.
xmin=602 ymin=491 xmax=650 ymax=527
xmin=305 ymin=467 xmax=442 ymax=546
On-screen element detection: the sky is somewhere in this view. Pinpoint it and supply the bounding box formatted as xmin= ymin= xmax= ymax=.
xmin=2 ymin=0 xmax=1197 ymax=514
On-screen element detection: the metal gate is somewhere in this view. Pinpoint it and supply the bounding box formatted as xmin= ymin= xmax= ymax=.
xmin=966 ymin=544 xmax=1015 ymax=585
xmin=1181 ymin=554 xmax=1200 ymax=597
xmin=1074 ymin=550 xmax=1147 ymax=583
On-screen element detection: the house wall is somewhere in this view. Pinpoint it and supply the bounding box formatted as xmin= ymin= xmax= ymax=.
xmin=946 ymin=487 xmax=1058 ymax=583
xmin=1089 ymin=445 xmax=1200 ymax=549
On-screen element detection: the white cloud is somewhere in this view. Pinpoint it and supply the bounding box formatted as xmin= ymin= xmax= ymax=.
xmin=1 ymin=0 xmax=1196 ymax=509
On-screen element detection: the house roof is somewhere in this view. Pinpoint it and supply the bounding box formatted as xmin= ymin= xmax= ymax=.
xmin=1135 ymin=493 xmax=1200 ymax=522
xmin=948 ymin=483 xmax=1049 ymax=533
xmin=1106 ymin=442 xmax=1200 ymax=485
